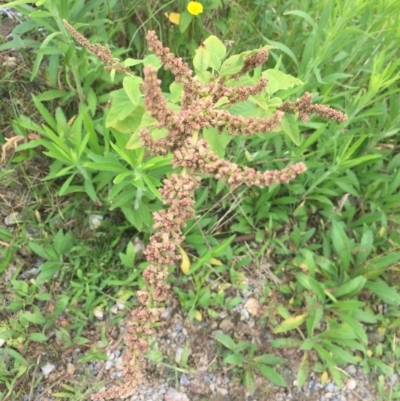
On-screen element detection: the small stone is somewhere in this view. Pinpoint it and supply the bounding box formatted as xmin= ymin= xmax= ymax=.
xmin=216 ymin=387 xmax=228 ymax=396
xmin=89 ymin=214 xmax=103 ymax=229
xmin=66 ymin=363 xmax=75 ymax=375
xmin=160 ymin=307 xmax=173 ymax=320
xmin=164 ymin=388 xmax=189 ymax=401
xmin=240 ymin=308 xmax=249 ymax=321
xmin=110 ymin=305 xmax=119 ymax=314
xmin=5 ymin=212 xmax=21 ymax=226
xmin=346 ymin=379 xmax=357 ymax=390
xmin=93 ymin=307 xmax=104 ymax=320
xmin=347 ymin=365 xmax=357 ymax=375
xmin=105 ymin=360 xmax=113 ymax=370
xmin=325 ymin=393 xmax=333 ymax=399
xmin=325 ymin=383 xmax=335 ymax=392
xmin=219 ymin=318 xmax=234 ymax=333
xmin=41 ymin=362 xmax=56 ymax=376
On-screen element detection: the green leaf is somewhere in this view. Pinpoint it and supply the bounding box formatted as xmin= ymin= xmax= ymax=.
xmin=257 ymin=364 xmax=286 ymax=386
xmin=55 ymin=296 xmax=69 ymax=315
xmin=326 ymin=300 xmax=365 ymax=311
xmin=364 ymin=280 xmax=400 ymax=306
xmin=296 ymin=273 xmax=325 ymax=301
xmin=331 ymin=220 xmax=351 ymax=273
xmin=20 ymin=312 xmax=46 ymax=325
xmin=253 ymin=354 xmax=285 ymax=366
xmin=283 ymin=10 xmax=317 ymax=30
xmin=336 ymin=313 xmax=368 ymax=345
xmin=193 ymin=46 xmax=210 ymax=73
xmin=169 ymin=82 xmax=183 ymax=103
xmin=273 ymin=314 xmax=307 ymax=334
xmin=243 ymin=370 xmax=256 ymax=394
xmin=143 ymin=54 xmax=162 ymax=69
xmin=215 ymin=332 xmax=236 ymax=350
xmin=36 ymin=90 xmax=72 ymax=101
xmin=203 ymin=128 xmax=231 ymax=157
xmin=281 ymin=114 xmax=300 ymax=146
xmin=211 ymin=235 xmax=235 ymax=257
xmin=263 ymin=69 xmax=303 ymax=95
xmin=297 ymin=352 xmax=309 ymax=387
xmin=219 ymin=55 xmax=244 ymax=77
xmin=77 ymin=351 xmax=108 ymax=363
xmin=179 ymin=11 xmax=193 ymax=33
xmin=224 ymin=352 xmax=244 ymax=365
xmin=363 ymin=252 xmax=400 ymax=278
xmin=203 ymin=35 xmax=226 ymax=70
xmin=29 ymin=333 xmax=48 ymax=342
xmin=106 ymin=89 xmax=136 ymax=128
xmin=332 ymin=276 xmax=366 ymax=298
xmin=306 ymin=297 xmax=324 ymax=338
xmin=263 ymin=38 xmax=299 ymax=67
xmin=123 ymin=76 xmax=142 ymax=106
xmin=317 ymin=326 xmax=357 ymax=341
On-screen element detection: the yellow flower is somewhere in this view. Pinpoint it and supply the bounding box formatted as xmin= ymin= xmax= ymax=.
xmin=187 ymin=1 xmax=203 ymax=16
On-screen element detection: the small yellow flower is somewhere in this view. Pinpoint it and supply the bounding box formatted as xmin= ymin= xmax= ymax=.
xmin=187 ymin=1 xmax=203 ymax=16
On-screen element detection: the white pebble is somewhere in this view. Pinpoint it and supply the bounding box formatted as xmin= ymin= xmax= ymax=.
xmin=346 ymin=378 xmax=357 ymax=390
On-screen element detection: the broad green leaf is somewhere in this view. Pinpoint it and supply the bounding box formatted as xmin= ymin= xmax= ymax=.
xmin=123 ymin=76 xmax=142 ymax=106
xmin=106 ymin=89 xmax=136 ymax=127
xmin=123 ymin=58 xmax=142 ymax=67
xmin=179 ymin=11 xmax=193 ymax=33
xmin=203 ymin=128 xmax=231 ymax=157
xmin=297 ymin=352 xmax=309 ymax=387
xmin=142 ymin=54 xmax=162 ymax=70
xmin=169 ymin=82 xmax=183 ymax=103
xmin=306 ymin=297 xmax=324 ymax=338
xmin=281 ymin=114 xmax=300 ymax=145
xmin=211 ymin=235 xmax=235 ymax=257
xmin=215 ymin=332 xmax=236 ymax=350
xmin=253 ymin=354 xmax=285 ymax=366
xmin=193 ymin=46 xmax=210 ymax=73
xmin=36 ymin=90 xmax=72 ymax=101
xmin=20 ymin=312 xmax=46 ymax=325
xmin=243 ymin=370 xmax=256 ymax=394
xmin=322 ymin=342 xmax=357 ymax=364
xmin=29 ymin=333 xmax=48 ymax=342
xmin=296 ymin=273 xmax=325 ymax=301
xmin=326 ymin=300 xmax=365 ymax=311
xmin=336 ymin=313 xmax=368 ymax=345
xmin=112 ymin=106 xmax=145 ymax=134
xmin=332 ymin=276 xmax=366 ymax=298
xmin=219 ymin=55 xmax=244 ymax=77
xmin=224 ymin=352 xmax=244 ymax=365
xmin=331 ymin=220 xmax=351 ymax=273
xmin=273 ymin=314 xmax=307 ymax=334
xmin=364 ymin=280 xmax=400 ymax=306
xmin=363 ymin=252 xmax=400 ymax=278
xmin=318 ymin=326 xmax=357 ymax=341
xmin=204 ymin=35 xmax=226 ymax=70
xmin=4 ymin=348 xmax=28 ymax=365
xmin=263 ymin=69 xmax=303 ymax=95
xmin=257 ymin=364 xmax=286 ymax=386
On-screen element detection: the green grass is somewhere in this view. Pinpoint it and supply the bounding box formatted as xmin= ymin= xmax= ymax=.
xmin=1 ymin=0 xmax=400 ymax=399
